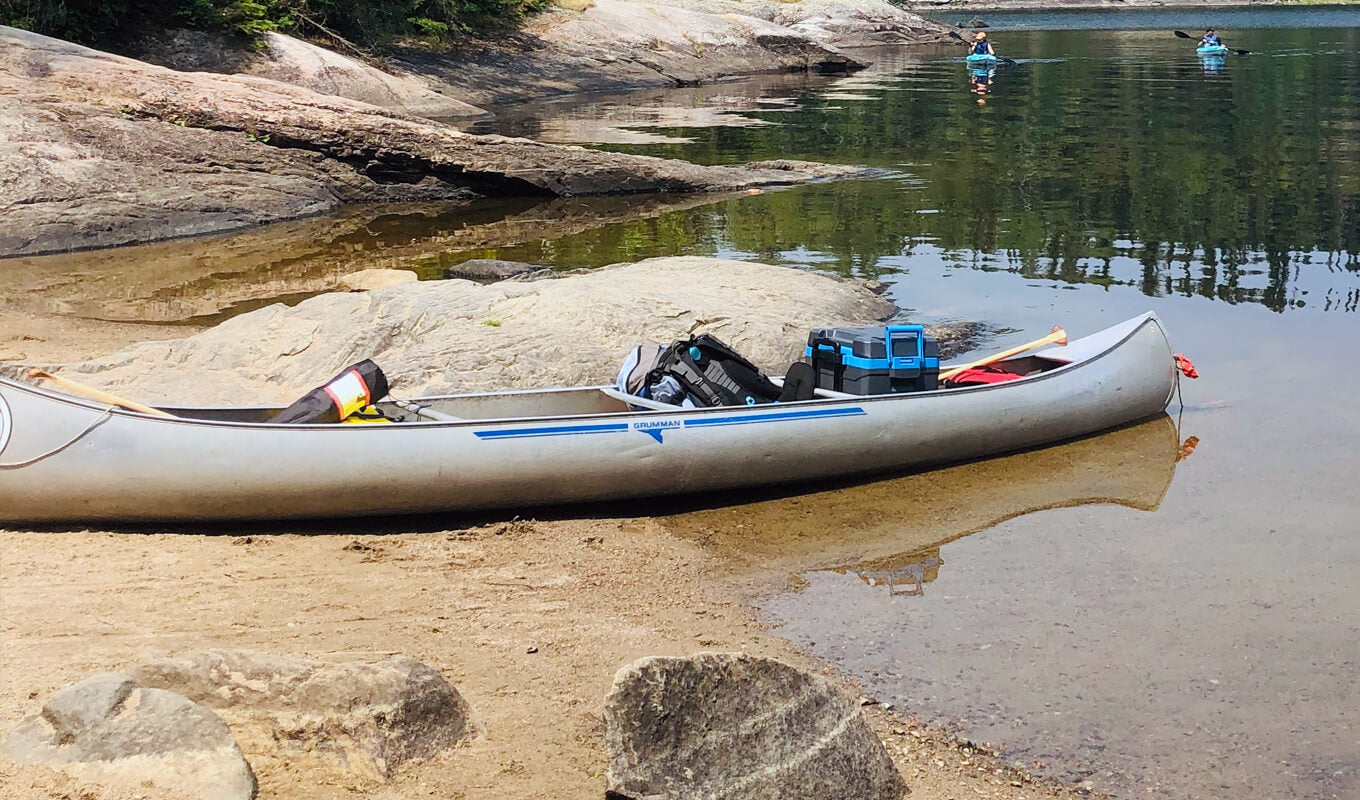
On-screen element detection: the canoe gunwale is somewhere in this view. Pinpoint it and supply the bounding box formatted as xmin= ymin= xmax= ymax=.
xmin=0 ymin=313 xmax=1168 ymax=433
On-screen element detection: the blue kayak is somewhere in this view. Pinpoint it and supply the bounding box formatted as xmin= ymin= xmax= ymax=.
xmin=966 ymin=53 xmax=998 ymax=64
xmin=1197 ymin=44 xmax=1229 ymax=56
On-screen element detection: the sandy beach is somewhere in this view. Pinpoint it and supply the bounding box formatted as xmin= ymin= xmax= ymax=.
xmin=1 ymin=504 xmax=1100 ymax=799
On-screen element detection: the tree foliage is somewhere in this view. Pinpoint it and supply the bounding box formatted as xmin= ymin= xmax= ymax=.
xmin=0 ymin=0 xmax=551 ymax=48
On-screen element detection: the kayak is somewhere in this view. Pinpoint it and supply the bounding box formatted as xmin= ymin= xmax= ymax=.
xmin=0 ymin=313 xmax=1181 ymax=523
xmin=966 ymin=53 xmax=998 ymax=64
xmin=1197 ymin=44 xmax=1229 ymax=56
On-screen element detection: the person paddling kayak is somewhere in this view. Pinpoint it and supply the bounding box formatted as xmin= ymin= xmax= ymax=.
xmin=1199 ymin=29 xmax=1222 ymax=48
xmin=970 ymin=31 xmax=995 ymax=57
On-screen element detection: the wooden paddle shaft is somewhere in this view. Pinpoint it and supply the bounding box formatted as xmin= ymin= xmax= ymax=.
xmin=27 ymin=369 xmax=175 ymax=418
xmin=939 ymin=326 xmax=1069 ymax=382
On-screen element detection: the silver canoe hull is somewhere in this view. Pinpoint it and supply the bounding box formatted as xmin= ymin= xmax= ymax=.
xmin=0 ymin=313 xmax=1179 ymax=523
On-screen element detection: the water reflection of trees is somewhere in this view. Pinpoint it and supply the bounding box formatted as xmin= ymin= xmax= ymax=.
xmin=502 ymin=28 xmax=1358 ymax=312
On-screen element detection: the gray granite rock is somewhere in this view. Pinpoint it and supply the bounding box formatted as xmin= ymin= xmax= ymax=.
xmin=130 ymin=649 xmax=474 ymax=781
xmin=603 ymin=652 xmax=907 ymax=800
xmin=62 ymin=257 xmax=897 ymax=405
xmin=2 ymin=672 xmax=257 ymax=800
xmin=443 ymin=258 xmax=548 ymax=282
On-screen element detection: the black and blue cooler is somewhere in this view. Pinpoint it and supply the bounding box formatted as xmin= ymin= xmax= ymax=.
xmin=805 ymin=325 xmax=940 ymax=394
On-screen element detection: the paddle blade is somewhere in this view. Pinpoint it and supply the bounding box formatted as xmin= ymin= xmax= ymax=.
xmin=1050 ymin=325 xmax=1069 ymax=347
xmin=1174 ymin=30 xmax=1193 ymax=39
xmin=26 ymin=368 xmax=174 ymax=418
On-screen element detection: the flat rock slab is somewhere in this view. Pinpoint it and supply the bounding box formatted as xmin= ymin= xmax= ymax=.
xmin=65 ymin=257 xmax=897 ymax=405
xmin=603 ymin=652 xmax=907 ymax=800
xmin=2 ymin=672 xmax=256 ymax=800
xmin=129 ymin=649 xmax=475 ymax=781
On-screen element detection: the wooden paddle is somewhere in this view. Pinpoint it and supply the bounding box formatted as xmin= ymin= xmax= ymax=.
xmin=939 ymin=326 xmax=1068 ymax=382
xmin=1174 ymin=30 xmax=1250 ymax=56
xmin=26 ymin=368 xmax=175 ymax=418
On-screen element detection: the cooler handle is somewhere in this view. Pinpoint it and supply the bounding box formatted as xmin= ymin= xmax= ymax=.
xmin=885 ymin=324 xmax=924 ymax=370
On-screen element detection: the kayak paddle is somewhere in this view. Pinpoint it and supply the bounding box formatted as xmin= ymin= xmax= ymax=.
xmin=1174 ymin=30 xmax=1250 ymax=56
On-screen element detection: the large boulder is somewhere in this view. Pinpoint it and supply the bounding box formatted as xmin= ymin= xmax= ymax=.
xmin=2 ymin=673 xmax=257 ymax=800
xmin=603 ymin=653 xmax=907 ymax=800
xmin=63 ymin=257 xmax=898 ymax=405
xmin=129 ymin=649 xmax=475 ymax=781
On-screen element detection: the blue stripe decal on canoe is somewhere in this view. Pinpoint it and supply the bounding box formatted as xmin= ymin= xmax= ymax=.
xmin=474 ymin=407 xmax=866 ymax=443
xmin=475 ymin=422 xmax=630 ymax=440
xmin=683 ymin=407 xmax=867 ymax=428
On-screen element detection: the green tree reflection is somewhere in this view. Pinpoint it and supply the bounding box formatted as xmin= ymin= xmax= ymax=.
xmin=472 ymin=28 xmax=1358 ymax=312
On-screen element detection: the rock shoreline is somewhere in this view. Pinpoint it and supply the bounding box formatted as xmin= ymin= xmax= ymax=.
xmin=135 ymin=0 xmax=957 ymax=110
xmin=1 ymin=25 xmax=881 ymax=258
xmin=0 ymin=0 xmax=954 ymax=259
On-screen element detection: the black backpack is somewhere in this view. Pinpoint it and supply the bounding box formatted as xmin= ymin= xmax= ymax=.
xmin=647 ymin=334 xmax=812 ymax=407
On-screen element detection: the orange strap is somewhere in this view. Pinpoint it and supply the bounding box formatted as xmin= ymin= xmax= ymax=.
xmin=1174 ymin=353 xmax=1199 ymax=379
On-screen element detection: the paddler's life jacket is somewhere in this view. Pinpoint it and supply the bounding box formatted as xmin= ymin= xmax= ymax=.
xmin=971 ymin=40 xmax=990 ymax=55
xmin=1203 ymin=34 xmax=1220 ymax=45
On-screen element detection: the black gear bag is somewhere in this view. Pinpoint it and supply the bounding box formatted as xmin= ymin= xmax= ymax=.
xmin=647 ymin=334 xmax=786 ymax=407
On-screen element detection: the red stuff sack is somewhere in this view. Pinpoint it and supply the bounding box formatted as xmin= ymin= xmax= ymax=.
xmin=947 ymin=367 xmax=1024 ymax=386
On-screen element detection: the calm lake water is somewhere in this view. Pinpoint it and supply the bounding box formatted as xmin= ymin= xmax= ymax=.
xmin=463 ymin=11 xmax=1360 ymax=800
xmin=8 ymin=8 xmax=1358 ymax=799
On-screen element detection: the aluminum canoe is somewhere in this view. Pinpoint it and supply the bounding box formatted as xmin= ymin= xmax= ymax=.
xmin=0 ymin=313 xmax=1180 ymax=524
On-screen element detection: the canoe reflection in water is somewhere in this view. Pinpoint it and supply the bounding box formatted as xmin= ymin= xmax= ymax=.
xmin=663 ymin=415 xmax=1188 ymax=596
